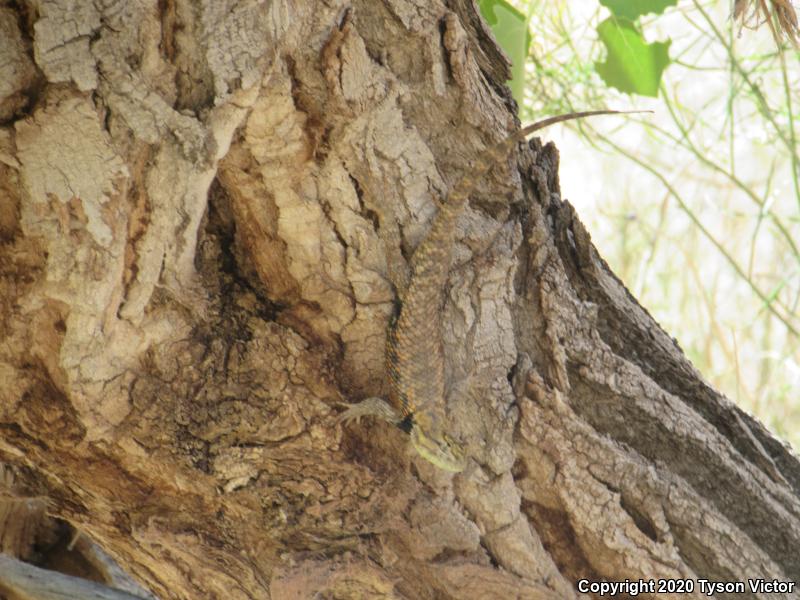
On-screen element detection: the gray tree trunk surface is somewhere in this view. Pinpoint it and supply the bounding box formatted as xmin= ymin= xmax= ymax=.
xmin=0 ymin=1 xmax=798 ymax=599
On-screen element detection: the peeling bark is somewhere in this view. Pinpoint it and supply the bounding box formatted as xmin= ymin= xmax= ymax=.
xmin=0 ymin=1 xmax=798 ymax=599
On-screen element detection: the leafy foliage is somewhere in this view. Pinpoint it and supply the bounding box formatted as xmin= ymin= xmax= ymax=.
xmin=594 ymin=17 xmax=671 ymax=97
xmin=599 ymin=0 xmax=677 ymax=20
xmin=477 ymin=0 xmax=531 ymax=103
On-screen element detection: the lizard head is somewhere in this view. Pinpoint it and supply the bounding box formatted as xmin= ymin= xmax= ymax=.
xmin=409 ymin=425 xmax=468 ymax=472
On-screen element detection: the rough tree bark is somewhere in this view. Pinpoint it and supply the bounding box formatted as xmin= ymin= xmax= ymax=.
xmin=1 ymin=1 xmax=798 ymax=599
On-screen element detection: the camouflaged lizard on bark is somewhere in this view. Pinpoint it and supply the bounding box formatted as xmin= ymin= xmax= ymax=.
xmin=339 ymin=111 xmax=634 ymax=472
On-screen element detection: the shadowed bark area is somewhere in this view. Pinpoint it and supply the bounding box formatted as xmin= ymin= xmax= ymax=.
xmin=0 ymin=1 xmax=798 ymax=599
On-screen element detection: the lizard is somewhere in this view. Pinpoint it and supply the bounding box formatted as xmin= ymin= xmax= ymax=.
xmin=339 ymin=110 xmax=640 ymax=472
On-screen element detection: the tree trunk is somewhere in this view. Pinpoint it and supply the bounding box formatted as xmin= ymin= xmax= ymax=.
xmin=1 ymin=1 xmax=798 ymax=599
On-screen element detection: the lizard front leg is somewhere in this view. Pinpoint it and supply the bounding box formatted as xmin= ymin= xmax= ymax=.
xmin=339 ymin=398 xmax=468 ymax=472
xmin=337 ymin=397 xmax=403 ymax=427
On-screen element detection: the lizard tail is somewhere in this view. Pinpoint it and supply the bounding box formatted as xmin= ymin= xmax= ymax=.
xmin=448 ymin=109 xmax=651 ymax=207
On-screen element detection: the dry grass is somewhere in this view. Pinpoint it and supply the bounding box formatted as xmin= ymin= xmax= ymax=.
xmin=733 ymin=0 xmax=799 ymax=47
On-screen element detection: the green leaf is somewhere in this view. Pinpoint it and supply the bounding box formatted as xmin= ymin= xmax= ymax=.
xmin=478 ymin=0 xmax=531 ymax=104
xmin=595 ymin=17 xmax=671 ymax=97
xmin=599 ymin=0 xmax=678 ymax=20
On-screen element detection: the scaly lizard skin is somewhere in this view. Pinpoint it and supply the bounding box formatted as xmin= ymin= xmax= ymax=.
xmin=339 ymin=111 xmax=634 ymax=472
